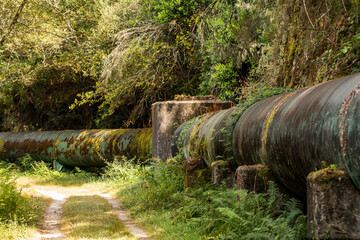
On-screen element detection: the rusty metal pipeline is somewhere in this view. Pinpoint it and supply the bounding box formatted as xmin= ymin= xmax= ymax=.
xmin=0 ymin=129 xmax=152 ymax=168
xmin=172 ymin=107 xmax=240 ymax=167
xmin=173 ymin=73 xmax=360 ymax=197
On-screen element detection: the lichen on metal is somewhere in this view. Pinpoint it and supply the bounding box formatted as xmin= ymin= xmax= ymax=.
xmin=174 ymin=73 xmax=360 ymax=197
xmin=0 ymin=129 xmax=152 ymax=168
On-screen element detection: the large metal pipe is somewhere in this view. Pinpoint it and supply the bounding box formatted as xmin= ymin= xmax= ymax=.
xmin=172 ymin=108 xmax=240 ymax=167
xmin=173 ymin=73 xmax=360 ymax=197
xmin=0 ymin=129 xmax=152 ymax=167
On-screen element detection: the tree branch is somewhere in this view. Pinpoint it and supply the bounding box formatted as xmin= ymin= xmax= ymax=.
xmin=43 ymin=0 xmax=80 ymax=45
xmin=303 ymin=0 xmax=315 ymax=29
xmin=0 ymin=0 xmax=28 ymax=47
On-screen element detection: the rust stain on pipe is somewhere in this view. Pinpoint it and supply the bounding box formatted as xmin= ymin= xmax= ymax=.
xmin=0 ymin=129 xmax=152 ymax=167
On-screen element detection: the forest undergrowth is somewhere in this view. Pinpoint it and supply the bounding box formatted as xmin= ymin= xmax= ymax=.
xmin=0 ymin=155 xmax=306 ymax=239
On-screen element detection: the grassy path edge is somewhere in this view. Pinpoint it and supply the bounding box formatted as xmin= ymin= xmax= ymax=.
xmin=98 ymin=193 xmax=150 ymax=239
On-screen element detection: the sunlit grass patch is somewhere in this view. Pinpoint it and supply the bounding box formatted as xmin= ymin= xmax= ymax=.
xmin=27 ymin=161 xmax=101 ymax=186
xmin=61 ymin=195 xmax=136 ymax=240
xmin=0 ymin=187 xmax=51 ymax=240
xmin=0 ymin=221 xmax=40 ymax=240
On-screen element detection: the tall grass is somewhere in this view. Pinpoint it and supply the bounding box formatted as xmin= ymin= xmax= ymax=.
xmin=17 ymin=154 xmax=100 ymax=186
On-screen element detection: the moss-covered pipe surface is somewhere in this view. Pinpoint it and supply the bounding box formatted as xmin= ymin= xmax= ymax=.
xmin=172 ymin=108 xmax=240 ymax=168
xmin=175 ymin=73 xmax=360 ymax=197
xmin=0 ymin=129 xmax=152 ymax=167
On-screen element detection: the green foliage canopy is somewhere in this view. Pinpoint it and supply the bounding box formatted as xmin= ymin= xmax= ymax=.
xmin=0 ymin=0 xmax=359 ymax=129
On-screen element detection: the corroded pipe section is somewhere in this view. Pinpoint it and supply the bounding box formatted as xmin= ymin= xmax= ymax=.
xmin=174 ymin=73 xmax=360 ymax=197
xmin=0 ymin=131 xmax=58 ymax=163
xmin=172 ymin=108 xmax=240 ymax=167
xmin=237 ymin=74 xmax=360 ymax=196
xmin=0 ymin=129 xmax=152 ymax=167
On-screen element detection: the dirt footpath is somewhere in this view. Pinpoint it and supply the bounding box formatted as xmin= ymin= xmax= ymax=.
xmin=31 ymin=186 xmax=150 ymax=240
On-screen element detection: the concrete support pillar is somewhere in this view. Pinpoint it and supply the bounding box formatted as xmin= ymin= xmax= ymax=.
xmin=235 ymin=165 xmax=271 ymax=193
xmin=307 ymin=169 xmax=360 ymax=239
xmin=184 ymin=158 xmax=211 ymax=189
xmin=152 ymin=96 xmax=233 ymax=160
xmin=211 ymin=161 xmax=235 ymax=188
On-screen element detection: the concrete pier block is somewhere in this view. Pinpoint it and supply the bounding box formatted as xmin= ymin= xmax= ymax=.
xmin=184 ymin=158 xmax=211 ymax=189
xmin=211 ymin=160 xmax=235 ymax=188
xmin=307 ymin=169 xmax=360 ymax=239
xmin=235 ymin=165 xmax=271 ymax=193
xmin=152 ymin=96 xmax=233 ymax=160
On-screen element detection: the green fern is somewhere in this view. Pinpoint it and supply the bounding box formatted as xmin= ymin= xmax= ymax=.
xmin=174 ymin=182 xmax=306 ymax=239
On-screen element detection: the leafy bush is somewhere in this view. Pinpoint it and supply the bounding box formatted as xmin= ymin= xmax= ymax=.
xmin=102 ymin=156 xmax=143 ymax=181
xmin=200 ymin=62 xmax=239 ymax=101
xmin=0 ymin=168 xmax=36 ymax=224
xmin=141 ymin=158 xmax=185 ymax=208
xmin=144 ymin=0 xmax=212 ymax=23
